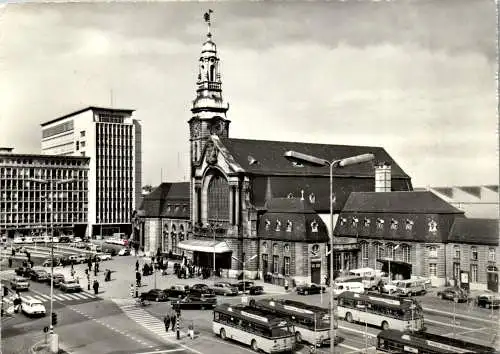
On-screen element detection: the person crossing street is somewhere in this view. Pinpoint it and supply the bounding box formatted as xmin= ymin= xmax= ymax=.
xmin=163 ymin=314 xmax=171 ymax=332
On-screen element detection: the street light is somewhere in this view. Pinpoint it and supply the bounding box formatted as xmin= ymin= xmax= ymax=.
xmin=29 ymin=178 xmax=74 ymax=340
xmin=232 ymin=254 xmax=258 ymax=294
xmin=320 ymin=153 xmax=375 ymax=354
xmin=388 ymin=244 xmax=400 ymax=282
xmin=207 ymin=220 xmax=222 ymax=279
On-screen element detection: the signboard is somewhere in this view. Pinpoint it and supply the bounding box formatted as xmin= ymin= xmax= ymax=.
xmin=460 ymin=270 xmax=470 ymax=292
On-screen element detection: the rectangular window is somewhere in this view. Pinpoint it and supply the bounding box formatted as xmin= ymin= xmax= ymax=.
xmin=284 ymin=256 xmax=290 ymax=276
xmin=273 ymin=255 xmax=279 ymax=274
xmin=75 ymin=141 xmax=79 ymax=151
xmin=429 ymin=263 xmax=437 ymax=277
xmin=471 ymin=247 xmax=478 ymax=261
xmin=80 ymin=130 xmax=85 ymax=137
xmin=361 ymin=243 xmax=369 ymax=268
xmin=429 ymin=246 xmax=437 ymax=258
xmin=80 ymin=141 xmax=86 ymax=148
xmin=489 ymin=248 xmax=496 ymax=262
xmin=402 ymin=245 xmax=411 ymax=263
xmin=470 ymin=264 xmax=478 ymax=283
xmin=454 ymin=246 xmax=460 ymax=259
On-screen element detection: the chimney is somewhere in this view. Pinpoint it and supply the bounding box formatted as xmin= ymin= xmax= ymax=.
xmin=0 ymin=147 xmax=14 ymax=154
xmin=375 ymin=162 xmax=391 ymax=192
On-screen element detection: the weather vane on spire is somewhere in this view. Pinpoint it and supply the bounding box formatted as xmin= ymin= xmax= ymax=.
xmin=204 ymin=9 xmax=214 ymax=38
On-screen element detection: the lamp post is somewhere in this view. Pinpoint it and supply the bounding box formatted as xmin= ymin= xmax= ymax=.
xmin=232 ymin=254 xmax=258 ymax=295
xmin=321 ymin=153 xmax=375 ymax=354
xmin=208 ymin=220 xmax=221 ymax=279
xmin=30 ymin=178 xmax=74 ymax=338
xmin=388 ymin=244 xmax=400 ymax=282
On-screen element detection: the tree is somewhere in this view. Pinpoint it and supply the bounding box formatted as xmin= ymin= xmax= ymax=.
xmin=142 ymin=185 xmax=154 ymax=193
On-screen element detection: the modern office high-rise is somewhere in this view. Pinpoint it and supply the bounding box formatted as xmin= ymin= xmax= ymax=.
xmin=41 ymin=106 xmax=142 ymax=238
xmin=0 ymin=147 xmax=89 ymax=238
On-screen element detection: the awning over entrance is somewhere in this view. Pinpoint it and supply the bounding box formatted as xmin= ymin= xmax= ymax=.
xmin=178 ymin=240 xmax=231 ymax=253
xmin=377 ymin=258 xmax=412 ymax=279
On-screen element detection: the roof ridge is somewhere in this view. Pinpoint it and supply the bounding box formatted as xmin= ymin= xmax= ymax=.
xmin=222 ymin=137 xmax=383 ymax=149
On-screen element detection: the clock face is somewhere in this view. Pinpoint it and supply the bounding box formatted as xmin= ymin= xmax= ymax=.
xmin=210 ymin=121 xmax=224 ymax=135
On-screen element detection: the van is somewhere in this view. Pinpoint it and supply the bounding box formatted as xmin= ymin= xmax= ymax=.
xmin=334 ymin=275 xmax=363 ymax=284
xmin=395 ymin=279 xmax=426 ymax=296
xmin=333 ymin=282 xmax=364 ymax=297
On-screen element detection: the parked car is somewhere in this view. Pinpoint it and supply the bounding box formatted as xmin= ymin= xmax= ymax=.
xmin=73 ymin=237 xmax=83 ymax=243
xmin=59 ymin=278 xmax=82 ymax=293
xmin=437 ymin=287 xmax=468 ymax=302
xmin=140 ymin=289 xmax=169 ymax=302
xmin=296 ymin=283 xmax=326 ymax=295
xmin=395 ymin=279 xmax=426 ymax=296
xmin=30 ymin=268 xmax=50 ymax=282
xmin=42 ymin=258 xmax=61 ymax=267
xmin=21 ymin=298 xmax=46 ymax=317
xmin=68 ymin=255 xmax=81 ymax=264
xmin=231 ymin=281 xmax=264 ymax=295
xmin=190 ymin=283 xmax=215 ymax=295
xmin=49 ymin=273 xmax=66 ymax=287
xmin=75 ymin=242 xmax=87 ymax=249
xmin=59 ymin=236 xmax=71 ymax=243
xmin=10 ymin=276 xmax=30 ymax=291
xmin=97 ymin=253 xmax=112 ymax=261
xmin=14 ymin=266 xmax=30 ymax=277
xmin=477 ymin=293 xmax=500 ymax=309
xmin=118 ymin=248 xmax=130 ymax=256
xmin=23 ymin=237 xmax=34 ymax=244
xmin=165 ymin=284 xmax=190 ymax=300
xmin=173 ymin=293 xmax=217 ymax=310
xmin=212 ymin=282 xmax=238 ymax=296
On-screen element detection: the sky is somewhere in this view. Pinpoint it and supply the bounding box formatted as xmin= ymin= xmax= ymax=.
xmin=0 ymin=0 xmax=498 ymax=188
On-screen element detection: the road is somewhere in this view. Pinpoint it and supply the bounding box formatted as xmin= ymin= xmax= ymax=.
xmin=2 ymin=247 xmax=498 ymax=353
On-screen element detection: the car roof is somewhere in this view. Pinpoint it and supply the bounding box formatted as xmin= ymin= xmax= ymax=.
xmin=26 ymin=299 xmax=43 ymax=305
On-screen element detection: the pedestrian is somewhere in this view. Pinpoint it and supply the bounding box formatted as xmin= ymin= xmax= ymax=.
xmin=163 ymin=314 xmax=171 ymax=332
xmin=135 ymin=260 xmax=139 ymax=272
xmin=188 ymin=321 xmax=194 ymax=339
xmin=13 ymin=291 xmax=21 ymax=313
xmin=71 ymin=268 xmax=76 ymax=278
xmin=93 ymin=279 xmax=99 ymax=295
xmin=8 ymin=257 xmax=12 ymax=268
xmin=170 ymin=307 xmax=177 ymax=331
xmin=136 ymin=271 xmax=142 ymax=287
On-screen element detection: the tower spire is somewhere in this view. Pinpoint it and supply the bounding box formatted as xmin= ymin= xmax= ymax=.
xmin=204 ymin=9 xmax=213 ymax=39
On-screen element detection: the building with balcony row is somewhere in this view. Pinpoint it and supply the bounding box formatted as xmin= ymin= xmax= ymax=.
xmin=0 ymin=147 xmax=89 ymax=238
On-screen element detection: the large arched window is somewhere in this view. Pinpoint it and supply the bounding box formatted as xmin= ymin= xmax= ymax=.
xmin=207 ymin=172 xmax=230 ymax=222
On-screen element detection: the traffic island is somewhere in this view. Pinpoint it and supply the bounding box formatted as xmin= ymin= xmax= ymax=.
xmin=30 ymin=340 xmax=70 ymax=354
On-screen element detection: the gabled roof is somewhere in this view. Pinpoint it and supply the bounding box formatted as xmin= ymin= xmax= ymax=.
xmin=139 ymin=182 xmax=190 ymax=218
xmin=40 ymin=106 xmax=135 ymax=127
xmin=220 ymin=137 xmax=410 ymax=178
xmin=264 ymin=198 xmax=317 ymax=214
xmin=449 ymin=218 xmax=499 ymax=246
xmin=343 ymin=191 xmax=464 ymax=214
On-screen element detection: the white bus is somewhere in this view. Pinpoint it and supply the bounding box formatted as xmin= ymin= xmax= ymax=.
xmin=213 ymin=303 xmax=296 ymax=353
xmin=337 ymin=291 xmax=425 ymax=331
xmin=250 ymin=298 xmax=336 ymax=347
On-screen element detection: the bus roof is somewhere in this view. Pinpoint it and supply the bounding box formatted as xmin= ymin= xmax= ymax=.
xmin=378 ymin=329 xmax=496 ymax=353
xmin=339 ymin=291 xmax=419 ymax=309
xmin=254 ymin=299 xmax=326 ymax=319
xmin=277 ymin=299 xmax=329 ymax=314
xmin=215 ymin=303 xmax=291 ymax=327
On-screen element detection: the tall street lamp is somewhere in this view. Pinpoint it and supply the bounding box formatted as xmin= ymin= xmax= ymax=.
xmin=316 ymin=153 xmax=375 ymax=354
xmin=232 ymin=254 xmax=258 ymax=294
xmin=30 ymin=178 xmax=74 ymax=339
xmin=208 ymin=220 xmax=222 ymax=278
xmin=388 ymin=244 xmax=400 ymax=282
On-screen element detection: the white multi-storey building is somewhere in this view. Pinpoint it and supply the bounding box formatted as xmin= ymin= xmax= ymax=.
xmin=0 ymin=147 xmax=89 ymax=238
xmin=41 ymin=106 xmax=142 ymax=238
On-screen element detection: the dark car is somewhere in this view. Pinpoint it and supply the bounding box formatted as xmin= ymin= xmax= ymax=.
xmin=232 ymin=281 xmax=264 ymax=295
xmin=477 ymin=293 xmax=500 ymax=309
xmin=140 ymin=289 xmax=169 ymax=302
xmin=173 ymin=293 xmax=217 ymax=310
xmin=296 ymin=283 xmax=326 ymax=295
xmin=30 ymin=268 xmax=49 ymax=282
xmin=165 ymin=284 xmax=190 ymax=300
xmin=437 ymin=287 xmax=468 ymax=302
xmin=212 ymin=282 xmax=239 ymax=296
xmin=49 ymin=273 xmax=65 ymax=287
xmin=189 ymin=283 xmax=215 ymax=296
xmin=15 ymin=266 xmax=30 ymax=277
xmin=59 ymin=236 xmax=71 ymax=243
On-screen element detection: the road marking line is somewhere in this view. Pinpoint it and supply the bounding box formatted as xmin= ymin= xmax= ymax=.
xmin=36 ymin=293 xmax=52 ymax=300
xmin=56 ymin=293 xmax=73 ymax=300
xmin=135 ymin=350 xmax=185 ymax=354
xmin=338 ymin=343 xmax=364 ymax=351
xmin=63 ymin=293 xmax=81 ymax=300
xmin=425 ymin=318 xmax=476 ymax=331
xmin=338 ymin=325 xmax=377 ymax=338
xmin=345 ymin=346 xmax=376 ymax=353
xmin=70 ymin=293 xmax=88 ymax=299
xmin=424 ymin=307 xmax=497 ymax=324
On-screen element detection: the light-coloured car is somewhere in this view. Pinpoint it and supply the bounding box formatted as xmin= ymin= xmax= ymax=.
xmin=21 ymin=298 xmax=46 ymax=317
xmin=59 ymin=278 xmax=82 ymax=293
xmin=73 ymin=237 xmax=83 ymax=243
xmin=97 ymin=253 xmax=112 ymax=261
xmin=118 ymin=248 xmax=130 ymax=256
xmin=23 ymin=237 xmax=34 ymax=244
xmin=13 ymin=237 xmax=24 ymax=244
xmin=212 ymin=282 xmax=238 ymax=296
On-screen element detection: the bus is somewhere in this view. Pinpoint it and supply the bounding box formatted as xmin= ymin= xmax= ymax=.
xmin=249 ymin=298 xmax=336 ymax=347
xmin=337 ymin=291 xmax=425 ymax=331
xmin=376 ymin=329 xmax=497 ymax=353
xmin=213 ymin=303 xmax=296 ymax=353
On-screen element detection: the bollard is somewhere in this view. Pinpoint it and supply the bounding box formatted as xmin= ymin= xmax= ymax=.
xmin=50 ymin=333 xmax=59 ymax=354
xmin=176 ymin=317 xmax=180 ymax=340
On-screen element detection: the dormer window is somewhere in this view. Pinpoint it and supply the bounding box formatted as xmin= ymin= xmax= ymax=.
xmin=311 ymin=221 xmax=319 ymax=233
xmin=364 ymin=218 xmax=371 ymax=227
xmin=292 ymin=161 xmax=304 ymax=167
xmin=405 ymin=219 xmax=414 ymax=231
xmin=377 ymin=218 xmax=384 ymax=229
xmin=275 ymin=219 xmax=282 ymax=232
xmin=428 ymin=219 xmax=438 ymax=233
xmin=352 ymin=217 xmax=359 ymax=227
xmin=309 ymin=193 xmax=316 ymax=204
xmin=265 ymin=219 xmax=271 ymax=231
xmin=286 ymin=220 xmax=293 ymax=232
xmin=390 ymin=219 xmax=398 ymax=230
xmin=340 ymin=217 xmax=347 ymax=226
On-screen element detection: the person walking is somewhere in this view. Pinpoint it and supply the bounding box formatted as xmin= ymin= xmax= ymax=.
xmin=170 ymin=306 xmax=177 ymax=332
xmin=136 ymin=271 xmax=142 ymax=287
xmin=188 ymin=321 xmax=194 ymax=339
xmin=163 ymin=314 xmax=171 ymax=332
xmin=135 ymin=260 xmax=139 ymax=272
xmin=93 ymin=279 xmax=99 ymax=295
xmin=8 ymin=257 xmax=12 ymax=268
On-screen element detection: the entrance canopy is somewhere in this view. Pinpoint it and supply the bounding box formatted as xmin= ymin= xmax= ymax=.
xmin=377 ymin=258 xmax=412 ymax=279
xmin=178 ymin=240 xmax=231 ymax=253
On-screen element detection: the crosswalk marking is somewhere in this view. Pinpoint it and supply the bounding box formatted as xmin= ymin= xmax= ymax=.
xmin=71 ymin=293 xmax=89 ymax=300
xmin=63 ymin=293 xmax=81 ymax=300
xmin=55 ymin=293 xmax=73 ymax=300
xmin=36 ymin=293 xmax=52 ymax=300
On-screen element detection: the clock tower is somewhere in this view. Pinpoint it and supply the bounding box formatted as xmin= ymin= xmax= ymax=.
xmin=189 ymin=10 xmax=230 ymax=166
